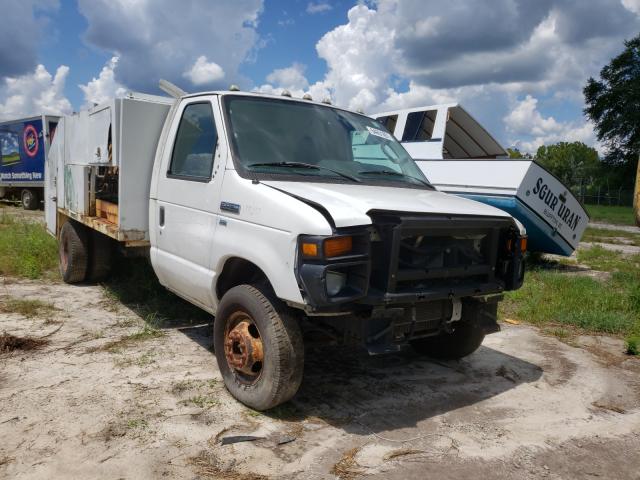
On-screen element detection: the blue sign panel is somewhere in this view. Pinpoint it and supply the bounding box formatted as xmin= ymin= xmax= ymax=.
xmin=0 ymin=118 xmax=45 ymax=184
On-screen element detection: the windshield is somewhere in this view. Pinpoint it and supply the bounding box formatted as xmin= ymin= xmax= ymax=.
xmin=223 ymin=95 xmax=432 ymax=188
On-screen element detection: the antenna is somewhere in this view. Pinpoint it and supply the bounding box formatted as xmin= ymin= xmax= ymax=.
xmin=159 ymin=79 xmax=187 ymax=99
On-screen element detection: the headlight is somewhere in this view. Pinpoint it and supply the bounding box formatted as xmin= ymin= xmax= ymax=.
xmin=325 ymin=270 xmax=347 ymax=296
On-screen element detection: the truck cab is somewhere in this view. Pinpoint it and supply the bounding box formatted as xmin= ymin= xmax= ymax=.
xmin=49 ymin=88 xmax=526 ymax=410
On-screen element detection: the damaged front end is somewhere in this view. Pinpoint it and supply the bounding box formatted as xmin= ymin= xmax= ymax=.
xmin=296 ymin=211 xmax=526 ymax=352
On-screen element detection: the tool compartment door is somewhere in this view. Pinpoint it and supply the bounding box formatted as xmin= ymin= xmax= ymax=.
xmin=88 ymin=106 xmax=111 ymax=164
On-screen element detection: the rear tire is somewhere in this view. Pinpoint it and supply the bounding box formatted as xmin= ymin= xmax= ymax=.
xmin=214 ymin=284 xmax=304 ymax=411
xmin=87 ymin=230 xmax=112 ymax=282
xmin=21 ymin=189 xmax=39 ymax=210
xmin=59 ymin=220 xmax=89 ymax=284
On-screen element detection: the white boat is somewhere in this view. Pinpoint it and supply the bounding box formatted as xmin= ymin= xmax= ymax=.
xmin=372 ymin=104 xmax=589 ymax=256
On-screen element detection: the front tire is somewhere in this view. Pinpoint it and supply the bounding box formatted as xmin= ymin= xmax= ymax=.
xmin=21 ymin=188 xmax=39 ymax=210
xmin=214 ymin=284 xmax=304 ymax=411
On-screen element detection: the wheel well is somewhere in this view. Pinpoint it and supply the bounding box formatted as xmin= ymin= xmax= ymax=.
xmin=216 ymin=257 xmax=271 ymax=301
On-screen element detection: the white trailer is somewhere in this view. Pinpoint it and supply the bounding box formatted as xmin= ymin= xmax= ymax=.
xmin=373 ymin=104 xmax=589 ymax=256
xmin=47 ymin=84 xmax=527 ymax=410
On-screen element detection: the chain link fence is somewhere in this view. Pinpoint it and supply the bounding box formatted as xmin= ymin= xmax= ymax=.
xmin=576 ymin=187 xmax=635 ymax=207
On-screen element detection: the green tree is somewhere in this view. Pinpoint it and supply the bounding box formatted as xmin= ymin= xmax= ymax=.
xmin=584 ymin=34 xmax=640 ymax=184
xmin=507 ymin=148 xmax=532 ymax=159
xmin=535 ymin=142 xmax=600 ymax=189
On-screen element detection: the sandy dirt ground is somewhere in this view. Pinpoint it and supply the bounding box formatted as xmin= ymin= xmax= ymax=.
xmin=1 ymin=276 xmax=640 ymax=480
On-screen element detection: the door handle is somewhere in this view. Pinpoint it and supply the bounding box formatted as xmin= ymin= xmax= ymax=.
xmin=159 ymin=206 xmax=165 ymax=227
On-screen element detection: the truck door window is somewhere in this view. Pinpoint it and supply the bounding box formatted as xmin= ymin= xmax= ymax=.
xmin=168 ymin=102 xmax=217 ymax=181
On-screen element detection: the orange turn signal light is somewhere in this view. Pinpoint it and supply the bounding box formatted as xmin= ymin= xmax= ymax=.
xmin=302 ymin=242 xmax=319 ymax=257
xmin=520 ymin=237 xmax=527 ymax=253
xmin=324 ymin=236 xmax=353 ymax=257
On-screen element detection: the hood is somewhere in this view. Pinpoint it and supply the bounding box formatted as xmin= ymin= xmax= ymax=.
xmin=262 ymin=181 xmax=515 ymax=228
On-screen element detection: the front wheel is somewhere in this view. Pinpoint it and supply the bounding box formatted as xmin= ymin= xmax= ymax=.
xmin=21 ymin=189 xmax=39 ymax=210
xmin=214 ymin=284 xmax=304 ymax=411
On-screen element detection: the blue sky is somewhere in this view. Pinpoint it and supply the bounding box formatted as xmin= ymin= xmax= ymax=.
xmin=1 ymin=0 xmax=639 ymax=153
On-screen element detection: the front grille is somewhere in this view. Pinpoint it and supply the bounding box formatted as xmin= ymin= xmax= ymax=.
xmin=368 ymin=211 xmax=510 ymax=298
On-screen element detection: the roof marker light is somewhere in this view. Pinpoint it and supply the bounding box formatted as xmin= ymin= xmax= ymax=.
xmin=321 ymin=97 xmax=332 ymax=105
xmin=281 ymin=90 xmax=292 ymax=97
xmin=229 ymin=84 xmax=240 ymax=91
xmin=302 ymin=93 xmax=313 ymax=101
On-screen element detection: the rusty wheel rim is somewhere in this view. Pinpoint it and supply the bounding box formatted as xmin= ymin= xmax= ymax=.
xmin=223 ymin=311 xmax=264 ymax=384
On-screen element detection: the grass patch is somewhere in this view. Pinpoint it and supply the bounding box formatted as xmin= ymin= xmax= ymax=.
xmin=0 ymin=216 xmax=58 ymax=279
xmin=501 ymin=247 xmax=640 ymax=339
xmin=95 ymin=322 xmax=165 ymax=353
xmin=0 ymin=296 xmax=58 ymax=318
xmin=582 ymin=227 xmax=640 ymax=247
xmin=181 ymin=395 xmax=220 ymax=409
xmin=586 ymin=204 xmax=636 ymax=226
xmin=115 ymin=351 xmax=156 ymax=367
xmin=627 ymin=336 xmax=639 ymax=356
xmin=126 ymin=418 xmax=148 ymax=429
xmin=576 ymin=246 xmax=640 ymax=273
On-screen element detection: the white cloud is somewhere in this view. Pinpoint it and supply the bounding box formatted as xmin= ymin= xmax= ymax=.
xmin=307 ymin=1 xmax=332 ymax=14
xmin=79 ymin=57 xmax=127 ymax=107
xmin=0 ymin=64 xmax=72 ymax=121
xmin=266 ymin=63 xmax=309 ymax=91
xmin=183 ymin=56 xmax=225 ymax=86
xmin=504 ymin=95 xmax=596 ymax=153
xmin=77 ymin=0 xmax=263 ymax=91
xmin=296 ymin=0 xmax=638 ymax=150
xmin=622 ymin=0 xmax=640 ymax=15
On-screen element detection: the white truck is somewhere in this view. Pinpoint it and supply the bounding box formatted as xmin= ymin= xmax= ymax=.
xmin=46 ymin=82 xmax=527 ymax=410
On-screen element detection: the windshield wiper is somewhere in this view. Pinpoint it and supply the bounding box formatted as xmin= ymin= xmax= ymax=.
xmin=358 ymin=170 xmax=433 ymax=189
xmin=248 ymin=162 xmax=361 ymax=183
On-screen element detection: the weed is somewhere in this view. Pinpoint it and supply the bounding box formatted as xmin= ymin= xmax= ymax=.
xmin=0 ymin=296 xmax=58 ymax=318
xmin=181 ymin=395 xmax=220 ymax=409
xmin=126 ymin=418 xmax=148 ymax=429
xmin=331 ymin=447 xmax=363 ymax=479
xmin=94 ymin=324 xmax=165 ymax=353
xmin=545 ymin=327 xmax=572 ymax=339
xmin=0 ymin=332 xmax=49 ymax=353
xmin=626 ymin=336 xmax=639 ymax=356
xmin=189 ymin=450 xmax=269 ymax=480
xmin=0 ymin=219 xmax=58 ymax=279
xmin=115 ymin=351 xmax=156 ymax=367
